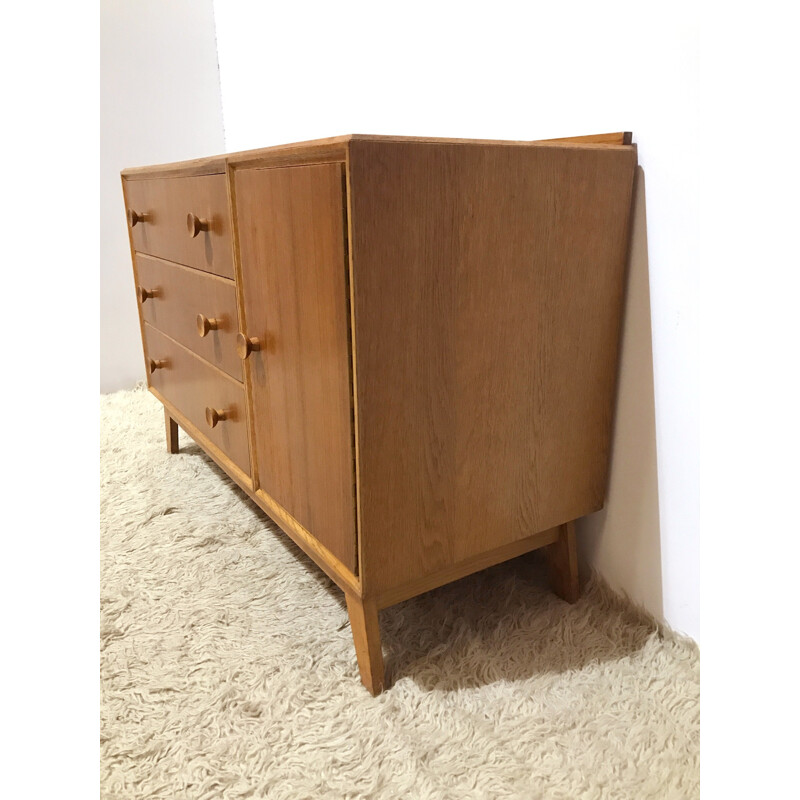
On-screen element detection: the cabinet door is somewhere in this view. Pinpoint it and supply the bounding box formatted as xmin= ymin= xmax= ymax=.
xmin=234 ymin=163 xmax=356 ymax=572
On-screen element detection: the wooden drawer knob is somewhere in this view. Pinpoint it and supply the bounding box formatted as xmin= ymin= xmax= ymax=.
xmin=236 ymin=333 xmax=261 ymax=359
xmin=187 ymin=212 xmax=211 ymax=238
xmin=148 ymin=358 xmax=168 ymax=373
xmin=127 ymin=209 xmax=149 ymax=227
xmin=137 ymin=285 xmax=159 ymax=303
xmin=205 ymin=406 xmax=230 ymax=428
xmin=197 ymin=314 xmax=222 ymax=337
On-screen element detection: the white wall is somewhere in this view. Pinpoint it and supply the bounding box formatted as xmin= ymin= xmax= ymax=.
xmin=100 ymin=0 xmax=225 ymax=392
xmin=213 ymin=1 xmax=700 ymax=641
xmin=580 ymin=168 xmax=664 ymax=622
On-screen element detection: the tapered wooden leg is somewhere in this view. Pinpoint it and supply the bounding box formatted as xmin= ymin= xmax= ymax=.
xmin=545 ymin=520 xmax=580 ymax=603
xmin=345 ymin=594 xmax=385 ymax=695
xmin=164 ymin=409 xmax=180 ymax=454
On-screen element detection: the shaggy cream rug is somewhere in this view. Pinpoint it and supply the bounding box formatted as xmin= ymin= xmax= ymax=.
xmin=101 ymin=386 xmax=699 ymax=800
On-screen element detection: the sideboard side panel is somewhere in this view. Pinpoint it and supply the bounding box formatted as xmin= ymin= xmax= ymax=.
xmin=348 ymin=140 xmax=637 ymax=594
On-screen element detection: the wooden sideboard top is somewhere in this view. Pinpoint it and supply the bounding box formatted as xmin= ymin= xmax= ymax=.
xmin=121 ymin=132 xmax=635 ymax=180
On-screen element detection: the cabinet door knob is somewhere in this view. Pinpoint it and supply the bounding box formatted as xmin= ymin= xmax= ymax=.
xmin=236 ymin=332 xmax=261 ymax=359
xmin=197 ymin=314 xmax=222 ymax=337
xmin=205 ymin=406 xmax=229 ymax=428
xmin=128 ymin=209 xmax=149 ymax=227
xmin=187 ymin=212 xmax=211 ymax=238
xmin=148 ymin=358 xmax=168 ymax=373
xmin=137 ymin=285 xmax=159 ymax=303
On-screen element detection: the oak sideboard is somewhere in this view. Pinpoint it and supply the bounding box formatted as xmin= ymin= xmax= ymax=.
xmin=122 ymin=132 xmax=637 ymax=694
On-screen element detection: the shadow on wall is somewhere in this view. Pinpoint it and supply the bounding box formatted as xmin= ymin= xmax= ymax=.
xmin=577 ymin=167 xmax=664 ymax=623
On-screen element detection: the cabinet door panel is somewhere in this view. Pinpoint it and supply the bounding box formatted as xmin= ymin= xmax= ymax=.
xmin=234 ymin=163 xmax=356 ymax=572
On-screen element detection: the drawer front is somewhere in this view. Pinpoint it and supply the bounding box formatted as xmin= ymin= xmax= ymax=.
xmin=144 ymin=324 xmax=250 ymax=474
xmin=124 ymin=174 xmax=234 ymax=279
xmin=136 ymin=254 xmax=242 ymax=381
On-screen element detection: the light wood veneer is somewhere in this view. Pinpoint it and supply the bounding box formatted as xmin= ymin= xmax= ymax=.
xmin=234 ymin=162 xmax=357 ymax=573
xmin=124 ymin=173 xmax=233 ymax=278
xmin=143 ymin=324 xmax=250 ymax=474
xmin=135 ymin=254 xmax=241 ymax=380
xmin=122 ymin=132 xmax=637 ymax=694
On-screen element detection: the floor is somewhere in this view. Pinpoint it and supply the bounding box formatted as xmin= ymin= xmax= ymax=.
xmin=101 ymin=386 xmax=700 ymax=800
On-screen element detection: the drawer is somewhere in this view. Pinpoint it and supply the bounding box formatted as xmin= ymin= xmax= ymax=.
xmin=135 ymin=254 xmax=242 ymax=381
xmin=144 ymin=324 xmax=251 ymax=475
xmin=124 ymin=174 xmax=234 ymax=279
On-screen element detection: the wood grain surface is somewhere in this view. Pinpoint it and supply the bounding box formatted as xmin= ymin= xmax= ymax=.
xmin=121 ymin=133 xmax=632 ymax=181
xmin=545 ymin=521 xmax=580 ymax=603
xmin=535 ymin=131 xmax=633 ymax=145
xmin=150 ymin=386 xmax=361 ymax=598
xmin=122 ymin=135 xmax=351 ymax=180
xmin=348 ymin=139 xmax=637 ymax=594
xmin=233 ymin=163 xmax=357 ymax=573
xmin=135 ymin=254 xmax=242 ymax=380
xmin=164 ymin=409 xmax=180 ymax=454
xmin=375 ymin=526 xmax=561 ymax=609
xmin=345 ymin=594 xmax=385 ymax=695
xmin=144 ymin=324 xmax=250 ymax=473
xmin=124 ymin=174 xmax=234 ymax=278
